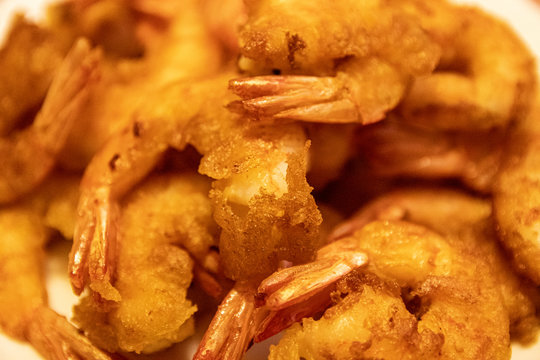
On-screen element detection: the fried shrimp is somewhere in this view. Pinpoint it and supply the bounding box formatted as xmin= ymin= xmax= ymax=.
xmin=194 ymin=241 xmax=368 ymax=359
xmin=237 ymin=0 xmax=439 ymax=76
xmin=494 ymin=92 xmax=540 ymax=285
xmin=73 ymin=172 xmax=218 ymax=354
xmin=69 ymin=75 xmax=321 ymax=298
xmin=0 ymin=16 xmax=67 ymax=136
xmin=198 ymin=122 xmax=322 ymax=281
xmin=269 ymin=221 xmax=510 ymax=360
xmin=0 ymin=201 xmax=115 ymax=360
xmin=0 ymin=38 xmax=99 ymax=204
xmin=230 ymin=58 xmax=409 ymax=124
xmin=398 ymin=0 xmax=536 ymax=130
xmin=355 ymin=115 xmax=505 ymax=192
xmin=3 ymin=0 xmax=540 ymax=358
xmin=68 ymin=78 xmax=200 ymax=298
xmin=228 ymin=0 xmax=440 ymax=124
xmin=332 ymin=187 xmax=540 ymax=343
xmin=270 ymin=274 xmax=444 ymax=360
xmin=57 ymin=0 xmax=224 ymax=170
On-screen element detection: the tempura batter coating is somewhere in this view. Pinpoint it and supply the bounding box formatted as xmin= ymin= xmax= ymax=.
xmin=398 ymin=0 xmax=536 ymax=130
xmin=74 ymin=172 xmax=218 ymax=353
xmin=333 ymin=187 xmax=540 ymax=342
xmin=0 ymin=186 xmax=115 ymax=360
xmin=0 ymin=16 xmax=66 ymax=135
xmin=199 ymin=124 xmax=322 ymax=280
xmin=239 ymin=0 xmax=439 ymax=76
xmin=191 ymin=93 xmax=322 ymax=280
xmin=270 ymin=221 xmax=510 ymax=359
xmin=270 ymin=275 xmax=443 ymax=360
xmin=58 ymin=0 xmax=225 ymax=170
xmin=0 ymin=208 xmax=49 ymax=340
xmin=495 ymin=93 xmax=540 ymax=285
xmin=69 ymin=74 xmax=322 ymax=295
xmin=230 ymin=0 xmax=441 ymax=125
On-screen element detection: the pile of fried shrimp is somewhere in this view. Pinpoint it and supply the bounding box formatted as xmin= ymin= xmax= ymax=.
xmin=1 ymin=0 xmax=540 ymax=359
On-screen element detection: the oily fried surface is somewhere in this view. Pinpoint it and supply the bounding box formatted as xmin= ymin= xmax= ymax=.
xmin=0 ymin=208 xmax=49 ymax=340
xmin=184 ymin=80 xmax=323 ymax=281
xmin=0 ymin=0 xmax=539 ymax=358
xmin=356 ymin=222 xmax=510 ymax=360
xmin=0 ymin=16 xmax=67 ymax=136
xmin=399 ymin=189 xmax=539 ymax=332
xmin=269 ymin=274 xmax=443 ymax=360
xmin=270 ymin=221 xmax=510 ymax=360
xmin=495 ymin=94 xmax=540 ymax=285
xmin=207 ymin=125 xmax=322 ymax=280
xmin=398 ymin=1 xmax=536 ymax=130
xmin=345 ymin=187 xmax=540 ymax=342
xmin=74 ymin=172 xmax=218 ymax=353
xmin=239 ymin=0 xmax=440 ymax=76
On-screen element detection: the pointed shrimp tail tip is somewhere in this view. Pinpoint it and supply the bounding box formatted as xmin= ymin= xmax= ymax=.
xmin=69 ymin=237 xmax=90 ymax=296
xmin=69 ymin=273 xmax=85 ymax=296
xmin=194 ymin=282 xmax=259 ymax=360
xmin=273 ymin=98 xmax=359 ymax=123
xmin=26 ymin=307 xmax=118 ymax=360
xmin=229 ymin=76 xmax=324 ymax=98
xmin=259 ymin=251 xmax=368 ymax=311
xmin=229 ymin=75 xmax=364 ymax=123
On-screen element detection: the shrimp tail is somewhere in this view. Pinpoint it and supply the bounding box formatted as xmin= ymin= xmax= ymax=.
xmin=258 ymin=251 xmax=368 ymax=310
xmin=0 ymin=38 xmax=100 ymax=204
xmin=194 ymin=282 xmax=262 ymax=360
xmin=253 ymin=286 xmax=334 ymax=343
xmin=70 ymin=188 xmax=121 ymax=302
xmin=34 ymin=38 xmax=101 ymax=152
xmin=25 ymin=307 xmax=121 ymax=360
xmin=247 ymin=248 xmax=367 ymax=342
xmin=229 ymin=76 xmax=359 ymax=123
xmin=69 ymin=191 xmax=96 ymax=295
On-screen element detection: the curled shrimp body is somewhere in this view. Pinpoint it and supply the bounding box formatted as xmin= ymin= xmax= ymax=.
xmin=194 ymin=243 xmax=368 ymax=360
xmin=398 ymin=0 xmax=536 ymax=130
xmin=269 ymin=221 xmax=510 ymax=360
xmin=68 ymin=78 xmax=195 ymax=298
xmin=494 ymin=93 xmax=540 ymax=285
xmin=67 ymin=75 xmax=231 ymax=298
xmin=0 ymin=38 xmax=99 ymax=204
xmin=69 ymin=75 xmax=321 ymax=298
xmin=57 ymin=0 xmax=225 ymax=170
xmin=0 ymin=17 xmax=67 ymax=136
xmin=0 ymin=196 xmax=117 ymax=360
xmin=355 ymin=115 xmax=505 ymax=193
xmin=73 ymin=172 xmax=219 ymax=354
xmin=332 ymin=187 xmax=540 ymax=343
xmin=229 ymin=0 xmax=440 ymax=125
xmin=196 ymin=219 xmax=510 ymax=359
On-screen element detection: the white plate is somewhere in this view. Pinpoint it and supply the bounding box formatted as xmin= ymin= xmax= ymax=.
xmin=0 ymin=0 xmax=539 ymax=359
